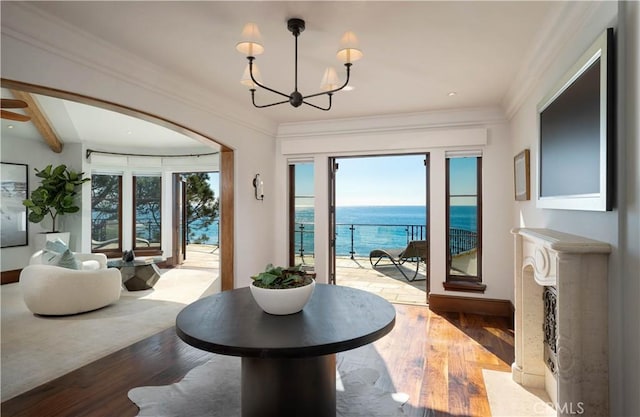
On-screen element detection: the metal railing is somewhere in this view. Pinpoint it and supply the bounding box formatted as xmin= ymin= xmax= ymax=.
xmin=91 ymin=220 xmax=162 ymax=247
xmin=93 ymin=218 xmax=221 ymax=247
xmin=136 ymin=221 xmax=161 ymax=243
xmin=293 ymin=222 xmax=477 ymax=259
xmin=449 ymin=228 xmax=477 ymax=255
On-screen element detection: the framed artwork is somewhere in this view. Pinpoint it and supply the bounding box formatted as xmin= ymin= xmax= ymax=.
xmin=1 ymin=162 xmax=29 ymax=248
xmin=514 ymin=149 xmax=530 ymax=201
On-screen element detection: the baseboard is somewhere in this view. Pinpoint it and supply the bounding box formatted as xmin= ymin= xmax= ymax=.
xmin=428 ymin=293 xmax=513 ymax=322
xmin=158 ymin=256 xmax=174 ymax=268
xmin=1 ymin=269 xmax=21 ymax=285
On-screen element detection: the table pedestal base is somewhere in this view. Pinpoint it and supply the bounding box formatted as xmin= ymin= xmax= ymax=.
xmin=241 ymin=354 xmax=336 ymax=417
xmin=120 ymin=263 xmax=161 ymax=291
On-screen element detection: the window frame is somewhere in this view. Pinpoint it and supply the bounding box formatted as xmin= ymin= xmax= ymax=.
xmin=132 ymin=175 xmax=163 ymax=255
xmin=289 ymin=161 xmax=315 ymax=267
xmin=444 ymin=156 xmax=484 ymax=291
xmin=91 ymin=174 xmax=123 ymax=256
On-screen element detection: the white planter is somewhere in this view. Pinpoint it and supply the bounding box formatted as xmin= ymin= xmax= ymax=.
xmin=34 ymin=232 xmax=70 ymax=251
xmin=249 ymin=279 xmax=316 ymax=315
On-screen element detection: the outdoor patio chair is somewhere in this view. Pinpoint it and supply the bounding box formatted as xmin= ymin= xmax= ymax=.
xmin=369 ymin=240 xmax=427 ymax=282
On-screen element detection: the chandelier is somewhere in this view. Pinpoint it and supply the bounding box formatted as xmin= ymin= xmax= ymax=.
xmin=236 ymin=18 xmax=363 ymax=111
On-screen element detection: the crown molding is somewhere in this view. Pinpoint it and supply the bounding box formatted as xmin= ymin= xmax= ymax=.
xmin=1 ymin=2 xmax=277 ymax=138
xmin=503 ymin=1 xmax=606 ymax=119
xmin=276 ymin=106 xmax=506 ymax=140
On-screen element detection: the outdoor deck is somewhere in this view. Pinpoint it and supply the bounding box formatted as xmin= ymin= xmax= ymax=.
xmin=333 ymin=256 xmax=427 ymax=305
xmin=182 ymin=245 xmax=427 ymax=305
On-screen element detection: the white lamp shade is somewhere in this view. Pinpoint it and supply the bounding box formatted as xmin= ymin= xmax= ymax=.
xmin=320 ymin=67 xmax=341 ymax=91
xmin=241 ymin=63 xmax=263 ymax=88
xmin=236 ymin=23 xmax=264 ymax=56
xmin=336 ymin=31 xmax=363 ymax=63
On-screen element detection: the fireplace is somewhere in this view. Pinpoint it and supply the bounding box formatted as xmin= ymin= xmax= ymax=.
xmin=512 ymin=228 xmax=610 ymax=416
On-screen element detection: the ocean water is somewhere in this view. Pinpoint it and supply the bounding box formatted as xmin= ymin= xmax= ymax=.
xmin=294 ymin=205 xmax=477 ymax=257
xmin=188 ymin=205 xmax=477 ymax=257
xmin=188 ymin=218 xmax=220 ymax=244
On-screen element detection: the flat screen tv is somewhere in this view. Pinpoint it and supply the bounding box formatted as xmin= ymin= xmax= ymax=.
xmin=537 ymin=28 xmax=613 ymax=211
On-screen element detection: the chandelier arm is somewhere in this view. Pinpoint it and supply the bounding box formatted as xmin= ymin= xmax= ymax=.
xmin=302 ymin=94 xmax=332 ymax=111
xmin=248 ymin=57 xmax=290 ymax=99
xmin=302 ymin=63 xmax=352 ymax=100
xmin=250 ymin=90 xmax=290 ymax=108
xmin=294 ymin=33 xmax=299 ymax=92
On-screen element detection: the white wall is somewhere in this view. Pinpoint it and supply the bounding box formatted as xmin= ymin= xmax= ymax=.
xmin=618 ymin=2 xmax=640 ymax=415
xmin=509 ymin=2 xmax=618 ymax=242
xmin=275 ymin=108 xmax=515 ymax=301
xmin=509 ymin=1 xmax=640 ymax=415
xmin=1 ymin=3 xmax=278 ymax=286
xmin=0 ymin=136 xmax=79 ymax=269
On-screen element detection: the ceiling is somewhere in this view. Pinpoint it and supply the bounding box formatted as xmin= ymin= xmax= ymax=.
xmin=0 ymin=88 xmax=219 ymax=153
xmin=2 ymin=1 xmax=558 ymax=148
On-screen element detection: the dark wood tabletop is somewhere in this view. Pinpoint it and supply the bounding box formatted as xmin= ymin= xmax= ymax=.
xmin=176 ymin=283 xmax=396 ymax=359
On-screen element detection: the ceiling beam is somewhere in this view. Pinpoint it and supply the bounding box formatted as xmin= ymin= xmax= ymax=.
xmin=10 ymin=89 xmax=63 ymax=153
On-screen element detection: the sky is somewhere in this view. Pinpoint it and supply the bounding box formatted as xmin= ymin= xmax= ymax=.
xmin=335 ymin=155 xmax=427 ymax=206
xmin=206 ymin=172 xmax=220 ymax=198
xmin=295 ymin=154 xmax=477 ymax=206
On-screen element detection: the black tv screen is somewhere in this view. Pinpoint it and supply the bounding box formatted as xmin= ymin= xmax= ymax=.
xmin=537 ymin=28 xmax=613 ymax=211
xmin=540 ymin=59 xmax=600 ymax=197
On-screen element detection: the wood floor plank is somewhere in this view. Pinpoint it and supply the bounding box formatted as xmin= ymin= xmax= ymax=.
xmin=1 ymin=328 xmax=213 ymax=417
xmin=1 ymin=304 xmax=514 ymax=417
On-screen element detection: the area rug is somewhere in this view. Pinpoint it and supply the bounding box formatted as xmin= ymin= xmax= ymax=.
xmin=483 ymin=369 xmax=555 ymax=416
xmin=129 ymin=351 xmax=408 ymax=417
xmin=1 ymin=268 xmax=219 ymax=401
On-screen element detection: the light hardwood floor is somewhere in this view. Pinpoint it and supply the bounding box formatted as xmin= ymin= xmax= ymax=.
xmin=1 ymin=304 xmax=514 ymax=417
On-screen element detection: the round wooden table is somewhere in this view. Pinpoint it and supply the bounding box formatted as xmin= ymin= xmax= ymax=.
xmin=176 ymin=283 xmax=396 ymax=417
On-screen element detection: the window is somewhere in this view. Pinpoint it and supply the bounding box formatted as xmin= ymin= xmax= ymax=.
xmin=91 ymin=174 xmax=122 ymax=253
xmin=289 ymin=162 xmax=314 ymax=266
xmin=445 ymin=155 xmax=484 ymax=292
xmin=133 ymin=175 xmax=162 ymax=251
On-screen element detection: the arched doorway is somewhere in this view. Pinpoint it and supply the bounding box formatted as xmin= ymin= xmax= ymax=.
xmin=1 ymin=79 xmax=235 ymax=290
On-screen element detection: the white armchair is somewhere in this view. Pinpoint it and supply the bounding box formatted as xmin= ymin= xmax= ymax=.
xmin=20 ymin=251 xmax=122 ymax=316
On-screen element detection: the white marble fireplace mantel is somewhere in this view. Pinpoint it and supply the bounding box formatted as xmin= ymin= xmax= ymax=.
xmin=512 ymin=228 xmax=611 ymax=417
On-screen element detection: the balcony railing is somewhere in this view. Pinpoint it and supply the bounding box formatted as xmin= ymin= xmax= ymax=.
xmin=92 ymin=218 xmax=221 ymax=248
xmin=448 ymin=228 xmax=477 ymax=255
xmin=293 ymin=222 xmax=478 ymax=259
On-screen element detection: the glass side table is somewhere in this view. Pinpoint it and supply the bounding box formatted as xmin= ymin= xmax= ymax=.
xmin=107 ymin=257 xmax=165 ymax=291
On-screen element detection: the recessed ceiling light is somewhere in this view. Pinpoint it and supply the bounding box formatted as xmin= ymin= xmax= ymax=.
xmin=448 ymin=91 xmax=457 ymax=97
xmin=8 ymin=125 xmax=14 ymax=129
xmin=127 ymin=130 xmax=133 ymax=135
xmin=343 ymin=85 xmax=355 ymax=92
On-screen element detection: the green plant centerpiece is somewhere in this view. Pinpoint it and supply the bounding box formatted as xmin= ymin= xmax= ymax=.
xmin=251 ymin=264 xmax=314 ymax=289
xmin=22 ymin=164 xmax=90 ymax=233
xmin=250 ymin=264 xmax=316 ymax=315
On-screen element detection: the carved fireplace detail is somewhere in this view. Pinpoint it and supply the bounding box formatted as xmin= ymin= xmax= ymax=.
xmin=543 ymin=285 xmax=558 ymax=377
xmin=512 ymin=228 xmax=610 ymax=416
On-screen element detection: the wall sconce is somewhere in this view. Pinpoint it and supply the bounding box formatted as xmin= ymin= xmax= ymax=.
xmin=253 ymin=174 xmax=264 ymax=200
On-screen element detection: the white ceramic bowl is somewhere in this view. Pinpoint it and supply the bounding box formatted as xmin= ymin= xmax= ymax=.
xmin=249 ymin=279 xmax=316 ymax=315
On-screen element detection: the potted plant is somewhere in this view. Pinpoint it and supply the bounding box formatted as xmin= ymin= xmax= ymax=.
xmin=250 ymin=264 xmax=316 ymax=315
xmin=22 ymin=164 xmax=90 ymax=245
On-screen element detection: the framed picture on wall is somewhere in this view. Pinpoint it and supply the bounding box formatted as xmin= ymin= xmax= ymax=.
xmin=514 ymin=149 xmax=530 ymax=201
xmin=1 ymin=162 xmax=29 ymax=248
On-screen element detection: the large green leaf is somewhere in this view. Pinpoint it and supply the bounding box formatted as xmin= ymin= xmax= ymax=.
xmin=28 ymin=212 xmax=45 ymax=223
xmin=52 ymin=164 xmax=66 ymax=177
